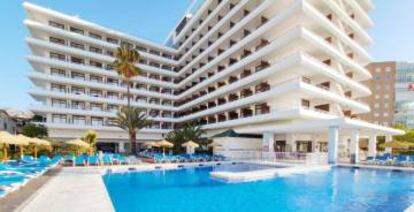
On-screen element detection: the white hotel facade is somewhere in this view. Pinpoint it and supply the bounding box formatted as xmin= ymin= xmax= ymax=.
xmin=24 ymin=0 xmax=402 ymax=163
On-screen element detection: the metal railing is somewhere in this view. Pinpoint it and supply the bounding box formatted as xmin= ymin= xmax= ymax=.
xmin=221 ymin=151 xmax=328 ymax=165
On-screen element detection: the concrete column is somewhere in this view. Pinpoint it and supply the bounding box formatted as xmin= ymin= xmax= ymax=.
xmin=350 ymin=130 xmax=360 ymax=164
xmin=368 ymin=135 xmax=377 ymax=157
xmin=119 ymin=142 xmax=125 ymax=153
xmin=385 ymin=135 xmax=393 ymax=153
xmin=328 ymin=126 xmax=339 ymax=164
xmin=263 ymin=132 xmax=275 ymax=152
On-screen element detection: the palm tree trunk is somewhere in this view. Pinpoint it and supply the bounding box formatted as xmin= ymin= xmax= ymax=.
xmin=130 ymin=130 xmax=137 ymax=155
xmin=126 ymin=80 xmax=131 ymax=107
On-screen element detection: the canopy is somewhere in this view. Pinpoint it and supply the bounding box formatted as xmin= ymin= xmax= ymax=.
xmin=182 ymin=141 xmax=199 ymax=148
xmin=208 ymin=141 xmax=223 ymax=147
xmin=143 ymin=141 xmax=159 ymax=148
xmin=30 ymin=138 xmax=51 ymax=146
xmin=4 ymin=108 xmax=34 ymax=120
xmin=14 ymin=134 xmax=31 ymax=146
xmin=0 ymin=131 xmax=21 ymax=145
xmin=65 ymin=139 xmax=90 ymax=148
xmin=157 ymin=140 xmax=173 ymax=147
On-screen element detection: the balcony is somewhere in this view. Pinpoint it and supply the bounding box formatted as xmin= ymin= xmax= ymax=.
xmin=228 ymin=111 xmax=238 ymax=120
xmin=241 ymin=89 xmax=253 ymax=98
xmin=255 ymin=82 xmax=270 ymax=93
xmin=241 ymin=69 xmax=251 ymax=79
xmin=218 ymin=98 xmax=226 ymax=105
xmin=256 ymin=39 xmax=269 ymax=51
xmin=241 ymin=108 xmax=253 ymax=118
xmin=255 ymin=61 xmax=270 ymax=72
xmin=228 ymin=93 xmax=239 ymax=102
xmin=218 ymin=114 xmax=226 ymax=122
xmin=255 ymin=103 xmax=270 ymax=115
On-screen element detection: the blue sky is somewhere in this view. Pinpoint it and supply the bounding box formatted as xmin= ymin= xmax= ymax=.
xmin=0 ymin=0 xmax=413 ymax=109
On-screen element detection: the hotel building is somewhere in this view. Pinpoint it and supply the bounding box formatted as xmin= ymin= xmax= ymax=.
xmin=24 ymin=0 xmax=402 ymax=163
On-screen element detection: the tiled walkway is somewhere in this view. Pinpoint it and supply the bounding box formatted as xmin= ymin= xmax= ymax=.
xmin=17 ymin=167 xmax=114 ymax=212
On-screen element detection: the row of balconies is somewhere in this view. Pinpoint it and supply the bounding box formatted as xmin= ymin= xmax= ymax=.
xmin=48 ymin=115 xmax=174 ymax=129
xmin=48 ymin=36 xmax=176 ymax=73
xmin=175 ymin=103 xmax=270 ymax=127
xmin=48 ymin=20 xmax=175 ymax=60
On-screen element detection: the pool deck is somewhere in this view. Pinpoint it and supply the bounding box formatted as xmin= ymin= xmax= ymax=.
xmin=17 ymin=167 xmax=115 ymax=212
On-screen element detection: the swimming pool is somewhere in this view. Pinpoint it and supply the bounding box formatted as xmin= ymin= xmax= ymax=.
xmin=102 ymin=164 xmax=414 ymax=212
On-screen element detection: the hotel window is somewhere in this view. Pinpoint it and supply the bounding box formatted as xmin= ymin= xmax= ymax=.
xmin=374 ymin=113 xmax=379 ymax=117
xmin=89 ymin=46 xmax=102 ymax=54
xmin=72 ymin=116 xmax=86 ymax=125
xmin=90 ymin=75 xmax=102 ymax=83
xmin=71 ymin=87 xmax=85 ymax=95
xmin=52 ymin=114 xmax=67 ymax=124
xmin=374 ymin=76 xmax=381 ymax=81
xmin=49 ymin=37 xmax=65 ymax=45
xmin=384 ymin=103 xmax=389 ymax=108
xmin=71 ymin=72 xmax=85 ymax=80
xmin=107 ymin=37 xmax=118 ymax=44
xmin=50 ymin=52 xmax=66 ymax=61
xmin=71 ymin=101 xmax=85 ymax=110
xmin=375 ymin=67 xmax=381 ymax=73
xmin=71 ymin=57 xmax=84 ymax=64
xmin=374 ymin=103 xmax=379 ymax=108
xmin=52 ymin=99 xmax=66 ymax=108
xmin=107 ymin=105 xmax=118 ymax=112
xmin=51 ymin=84 xmax=66 ymax=93
xmin=375 ymin=95 xmax=380 ymax=99
xmin=70 ymin=27 xmax=84 ymax=35
xmin=90 ymin=89 xmax=102 ymax=98
xmin=384 ymin=94 xmax=389 ymax=99
xmin=48 ymin=21 xmax=64 ymax=29
xmin=90 ymin=60 xmax=102 ymax=68
xmin=375 ymin=85 xmax=381 ymax=90
xmin=89 ymin=32 xmax=102 ymax=40
xmin=91 ymin=103 xmax=103 ymax=111
xmin=50 ymin=68 xmax=65 ymax=77
xmin=383 ymin=113 xmax=389 ymax=117
xmin=70 ymin=42 xmax=85 ymax=50
xmin=91 ymin=117 xmax=103 ymax=126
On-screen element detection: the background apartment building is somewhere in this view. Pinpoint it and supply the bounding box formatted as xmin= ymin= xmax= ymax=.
xmin=359 ymin=61 xmax=396 ymax=126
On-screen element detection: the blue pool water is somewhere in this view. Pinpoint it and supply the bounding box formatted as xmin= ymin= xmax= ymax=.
xmin=102 ymin=165 xmax=414 ymax=212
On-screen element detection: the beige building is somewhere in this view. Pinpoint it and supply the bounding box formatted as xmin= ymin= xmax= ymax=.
xmin=359 ymin=61 xmax=396 ymax=126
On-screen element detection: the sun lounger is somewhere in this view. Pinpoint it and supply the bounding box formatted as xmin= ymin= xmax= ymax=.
xmin=87 ymin=155 xmax=100 ymax=166
xmin=75 ymin=156 xmax=86 ymax=166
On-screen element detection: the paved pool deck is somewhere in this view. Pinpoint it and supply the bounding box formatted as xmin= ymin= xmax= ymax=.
xmin=17 ymin=167 xmax=115 ymax=212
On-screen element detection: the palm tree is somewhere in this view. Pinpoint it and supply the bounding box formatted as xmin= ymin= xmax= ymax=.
xmin=112 ymin=45 xmax=141 ymax=107
xmin=116 ymin=107 xmax=151 ymax=154
xmin=166 ymin=124 xmax=204 ymax=153
xmin=81 ymin=130 xmax=97 ymax=155
xmin=112 ymin=45 xmax=141 ymax=154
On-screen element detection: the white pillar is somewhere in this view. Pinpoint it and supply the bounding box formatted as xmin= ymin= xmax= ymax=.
xmin=350 ymin=130 xmax=360 ymax=164
xmin=328 ymin=126 xmax=339 ymax=164
xmin=263 ymin=132 xmax=274 ymax=152
xmin=119 ymin=142 xmax=125 ymax=153
xmin=385 ymin=135 xmax=393 ymax=153
xmin=368 ymin=135 xmax=377 ymax=157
